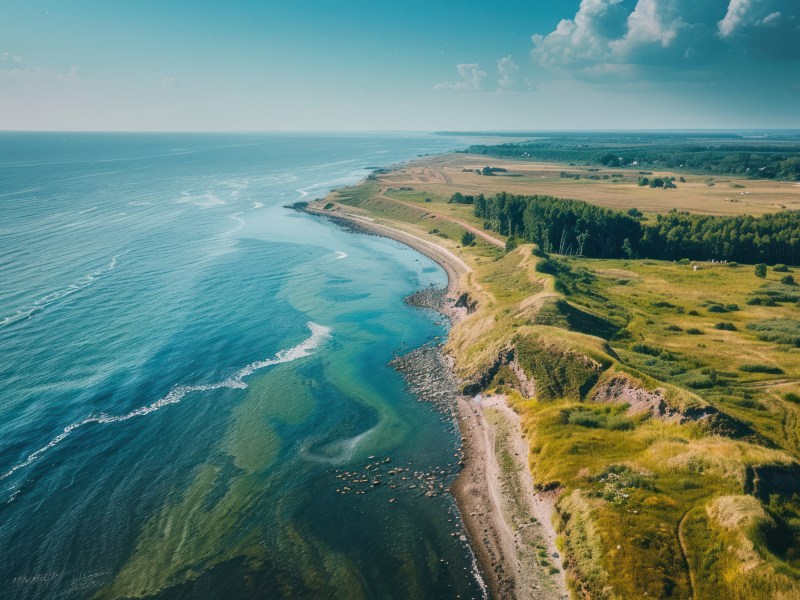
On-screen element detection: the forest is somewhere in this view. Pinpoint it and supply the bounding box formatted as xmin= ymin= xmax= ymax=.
xmin=468 ymin=191 xmax=800 ymax=264
xmin=464 ymin=134 xmax=800 ymax=180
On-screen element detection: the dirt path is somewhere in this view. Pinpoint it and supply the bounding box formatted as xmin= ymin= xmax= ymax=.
xmin=377 ymin=189 xmax=506 ymax=249
xmin=677 ymin=508 xmax=697 ymax=599
xmin=453 ymin=395 xmax=567 ymax=600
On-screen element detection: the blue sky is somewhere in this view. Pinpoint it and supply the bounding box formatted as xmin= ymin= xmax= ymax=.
xmin=1 ymin=0 xmax=798 ymax=131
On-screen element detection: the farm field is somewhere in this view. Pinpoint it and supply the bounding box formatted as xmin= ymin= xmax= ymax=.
xmin=380 ymin=154 xmax=800 ymax=216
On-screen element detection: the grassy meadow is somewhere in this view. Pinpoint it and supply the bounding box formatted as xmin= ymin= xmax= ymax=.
xmin=382 ymin=154 xmax=800 ymax=216
xmin=324 ymin=158 xmax=800 ymax=599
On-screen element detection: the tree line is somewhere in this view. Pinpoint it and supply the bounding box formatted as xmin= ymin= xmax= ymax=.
xmin=466 ymin=191 xmax=800 ymax=264
xmin=466 ymin=142 xmax=800 ymax=181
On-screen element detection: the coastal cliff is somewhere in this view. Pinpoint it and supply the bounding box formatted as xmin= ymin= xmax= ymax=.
xmin=304 ymin=154 xmax=800 ymax=600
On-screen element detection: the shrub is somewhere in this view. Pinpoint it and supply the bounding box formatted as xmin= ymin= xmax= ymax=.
xmin=688 ymin=310 xmax=700 ymax=316
xmin=714 ymin=322 xmax=737 ymax=331
xmin=424 ymin=197 xmax=432 ymax=203
xmin=781 ymin=274 xmax=796 ymax=286
xmin=773 ymin=264 xmax=791 ymax=273
xmin=738 ymin=363 xmax=785 ymax=374
xmin=631 ymin=343 xmax=665 ymax=357
xmin=707 ymin=304 xmax=727 ymax=313
xmin=678 ymin=258 xmax=691 ymax=265
xmin=665 ymin=324 xmax=682 ymax=332
xmin=686 ymin=328 xmax=704 ymax=335
xmin=747 ymin=319 xmax=800 ymax=347
xmin=755 ymin=263 xmax=767 ymax=278
xmin=785 ymin=393 xmax=800 ymax=404
xmin=727 ymin=262 xmax=738 ymax=268
xmin=532 ymin=247 xmax=548 ymax=258
xmin=461 ymin=231 xmax=476 ymax=246
xmin=505 ymin=237 xmax=518 ymax=252
xmin=725 ymin=304 xmax=740 ymax=311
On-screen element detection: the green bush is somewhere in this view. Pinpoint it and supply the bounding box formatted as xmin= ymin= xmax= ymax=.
xmin=780 ymin=274 xmax=796 ymax=286
xmin=747 ymin=319 xmax=800 ymax=347
xmin=738 ymin=363 xmax=785 ymax=374
xmin=755 ymin=263 xmax=767 ymax=278
xmin=686 ymin=328 xmax=704 ymax=335
xmin=461 ymin=231 xmax=476 ymax=246
xmin=714 ymin=322 xmax=737 ymax=331
xmin=773 ymin=264 xmax=791 ymax=273
xmin=785 ymin=393 xmax=800 ymax=404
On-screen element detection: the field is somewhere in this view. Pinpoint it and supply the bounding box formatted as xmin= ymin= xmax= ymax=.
xmin=379 ymin=154 xmax=800 ymax=216
xmin=322 ymin=156 xmax=800 ymax=599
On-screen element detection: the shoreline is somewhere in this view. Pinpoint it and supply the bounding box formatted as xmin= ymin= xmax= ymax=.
xmin=302 ymin=199 xmax=566 ymax=599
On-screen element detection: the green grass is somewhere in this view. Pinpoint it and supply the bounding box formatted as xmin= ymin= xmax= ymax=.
xmin=324 ymin=173 xmax=800 ymax=600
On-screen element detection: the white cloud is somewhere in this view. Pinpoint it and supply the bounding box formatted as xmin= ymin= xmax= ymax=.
xmin=434 ymin=63 xmax=487 ymax=91
xmin=0 ymin=52 xmax=38 ymax=71
xmin=718 ymin=0 xmax=753 ymax=37
xmin=497 ymin=55 xmax=519 ymax=91
xmin=532 ymin=0 xmax=800 ymax=81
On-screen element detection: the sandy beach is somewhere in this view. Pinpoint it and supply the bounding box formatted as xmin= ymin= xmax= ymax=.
xmin=304 ymin=199 xmax=567 ymax=599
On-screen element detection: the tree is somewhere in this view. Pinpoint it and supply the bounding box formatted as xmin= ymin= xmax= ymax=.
xmin=577 ymin=232 xmax=590 ymax=256
xmin=650 ymin=178 xmax=665 ymax=188
xmin=755 ymin=263 xmax=767 ymax=278
xmin=622 ymin=238 xmax=634 ymax=259
xmin=461 ymin=231 xmax=476 ymax=246
xmin=505 ymin=237 xmax=518 ymax=252
xmin=627 ymin=208 xmax=643 ymax=218
xmin=781 ymin=274 xmax=796 ymax=286
xmin=638 ymin=177 xmax=650 ymax=187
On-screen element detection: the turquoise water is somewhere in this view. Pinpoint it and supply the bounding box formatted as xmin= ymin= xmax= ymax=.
xmin=0 ymin=133 xmax=485 ymax=599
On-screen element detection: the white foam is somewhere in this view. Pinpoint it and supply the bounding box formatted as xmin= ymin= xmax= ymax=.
xmin=0 ymin=253 xmax=125 ymax=328
xmin=252 ymin=202 xmax=264 ymax=209
xmin=334 ymin=251 xmax=348 ymax=260
xmin=226 ymin=212 xmax=246 ymax=233
xmin=177 ymin=191 xmax=225 ymax=208
xmin=0 ymin=322 xmax=331 ymax=482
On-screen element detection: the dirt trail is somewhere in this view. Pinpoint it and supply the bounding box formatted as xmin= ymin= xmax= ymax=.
xmin=677 ymin=508 xmax=697 ymax=599
xmin=377 ymin=189 xmax=506 ymax=249
xmin=454 ymin=395 xmax=567 ymax=600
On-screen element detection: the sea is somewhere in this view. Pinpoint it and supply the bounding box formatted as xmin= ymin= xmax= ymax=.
xmin=0 ymin=132 xmax=487 ymax=599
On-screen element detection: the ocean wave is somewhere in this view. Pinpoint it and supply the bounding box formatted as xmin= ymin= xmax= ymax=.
xmin=226 ymin=212 xmax=246 ymax=233
xmin=0 ymin=253 xmax=126 ymax=328
xmin=334 ymin=251 xmax=348 ymax=260
xmin=252 ymin=202 xmax=264 ymax=209
xmin=0 ymin=322 xmax=331 ymax=483
xmin=178 ymin=191 xmax=225 ymax=208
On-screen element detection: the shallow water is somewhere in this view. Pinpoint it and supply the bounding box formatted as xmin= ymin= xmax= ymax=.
xmin=0 ymin=133 xmax=485 ymax=599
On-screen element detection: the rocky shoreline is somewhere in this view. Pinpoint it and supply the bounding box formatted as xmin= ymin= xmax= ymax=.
xmin=302 ymin=199 xmax=566 ymax=599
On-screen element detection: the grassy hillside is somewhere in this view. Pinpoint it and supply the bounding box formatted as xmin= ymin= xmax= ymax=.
xmin=324 ymin=164 xmax=800 ymax=599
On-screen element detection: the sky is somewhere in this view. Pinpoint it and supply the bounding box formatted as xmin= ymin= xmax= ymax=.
xmin=1 ymin=0 xmax=799 ymax=131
